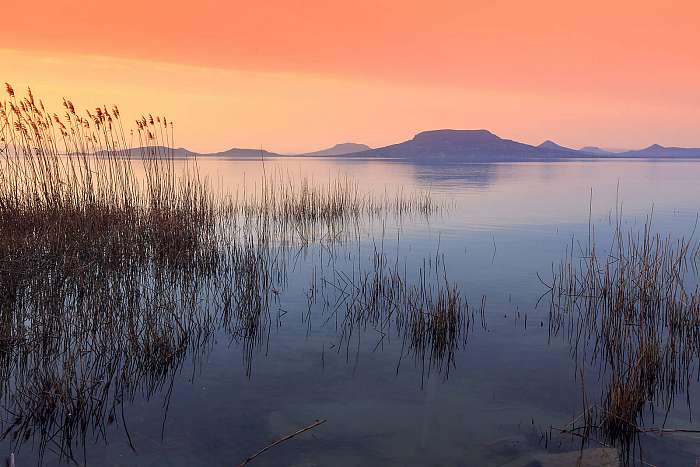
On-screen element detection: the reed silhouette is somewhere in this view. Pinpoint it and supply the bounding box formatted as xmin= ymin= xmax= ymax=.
xmin=0 ymin=86 xmax=458 ymax=464
xmin=543 ymin=211 xmax=700 ymax=463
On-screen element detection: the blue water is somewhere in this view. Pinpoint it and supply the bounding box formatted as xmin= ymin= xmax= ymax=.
xmin=5 ymin=158 xmax=700 ymax=466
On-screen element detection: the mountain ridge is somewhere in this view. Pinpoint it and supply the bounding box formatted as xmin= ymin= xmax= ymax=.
xmin=346 ymin=130 xmax=700 ymax=160
xmin=347 ymin=129 xmax=581 ymax=160
xmin=301 ymin=143 xmax=371 ymax=156
xmin=98 ymin=130 xmax=700 ymax=161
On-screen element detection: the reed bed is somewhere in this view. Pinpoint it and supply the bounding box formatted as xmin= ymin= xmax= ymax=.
xmin=543 ymin=214 xmax=700 ymax=460
xmin=0 ymin=85 xmax=217 ymax=291
xmin=0 ymin=85 xmax=441 ymax=245
xmin=0 ymin=224 xmax=287 ymax=462
xmin=225 ymin=173 xmax=440 ymax=225
xmin=0 ymin=86 xmax=454 ymax=463
xmin=311 ymin=240 xmax=480 ymax=382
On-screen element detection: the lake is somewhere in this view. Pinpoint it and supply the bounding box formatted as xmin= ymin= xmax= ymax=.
xmin=3 ymin=157 xmax=700 ymax=466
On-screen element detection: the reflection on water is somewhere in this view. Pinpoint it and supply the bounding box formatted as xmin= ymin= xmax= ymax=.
xmin=3 ymin=157 xmax=700 ymax=466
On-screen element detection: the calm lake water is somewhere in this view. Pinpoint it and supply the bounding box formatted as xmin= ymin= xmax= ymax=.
xmin=5 ymin=157 xmax=700 ymax=466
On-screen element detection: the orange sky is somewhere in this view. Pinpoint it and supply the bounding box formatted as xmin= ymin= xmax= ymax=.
xmin=2 ymin=0 xmax=698 ymax=153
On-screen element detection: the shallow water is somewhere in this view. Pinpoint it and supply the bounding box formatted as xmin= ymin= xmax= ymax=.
xmin=4 ymin=157 xmax=700 ymax=466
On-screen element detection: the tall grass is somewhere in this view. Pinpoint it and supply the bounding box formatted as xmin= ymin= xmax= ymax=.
xmin=544 ymin=212 xmax=700 ymax=460
xmin=226 ymin=172 xmax=439 ymax=224
xmin=0 ymin=85 xmax=454 ymax=463
xmin=0 ymin=85 xmax=441 ymax=258
xmin=309 ymin=237 xmax=481 ymax=383
xmin=0 ymin=85 xmax=216 ymax=284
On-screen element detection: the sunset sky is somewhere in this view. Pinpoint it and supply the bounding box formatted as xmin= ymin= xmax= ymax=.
xmin=2 ymin=0 xmax=698 ymax=153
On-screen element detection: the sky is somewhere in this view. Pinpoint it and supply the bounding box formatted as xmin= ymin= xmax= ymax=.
xmin=1 ymin=0 xmax=699 ymax=153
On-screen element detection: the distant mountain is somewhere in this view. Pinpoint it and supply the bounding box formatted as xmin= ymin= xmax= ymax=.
xmin=580 ymin=146 xmax=615 ymax=156
xmin=344 ymin=130 xmax=700 ymax=160
xmin=98 ymin=146 xmax=198 ymax=158
xmin=303 ymin=143 xmax=371 ymax=156
xmin=539 ymin=140 xmax=575 ymax=152
xmin=100 ymin=146 xmax=285 ymax=159
xmin=208 ymin=147 xmax=281 ymax=158
xmin=94 ymin=134 xmax=700 ymax=161
xmin=618 ymin=144 xmax=700 ymax=158
xmin=349 ymin=130 xmax=580 ymax=160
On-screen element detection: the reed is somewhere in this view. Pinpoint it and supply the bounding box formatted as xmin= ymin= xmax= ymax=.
xmin=226 ymin=172 xmax=440 ymax=225
xmin=0 ymin=85 xmax=453 ymax=463
xmin=544 ymin=212 xmax=700 ymax=459
xmin=312 ymin=238 xmax=478 ymax=382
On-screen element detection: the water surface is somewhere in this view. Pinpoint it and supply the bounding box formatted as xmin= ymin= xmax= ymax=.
xmin=5 ymin=157 xmax=700 ymax=466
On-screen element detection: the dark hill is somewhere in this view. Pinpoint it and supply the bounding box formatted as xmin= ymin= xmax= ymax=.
xmin=303 ymin=143 xmax=371 ymax=156
xmin=352 ymin=129 xmax=580 ymax=160
xmin=618 ymin=144 xmax=700 ymax=158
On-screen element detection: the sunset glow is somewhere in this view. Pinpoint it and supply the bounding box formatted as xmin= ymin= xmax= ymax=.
xmin=4 ymin=3 xmax=700 ymax=464
xmin=3 ymin=0 xmax=698 ymax=152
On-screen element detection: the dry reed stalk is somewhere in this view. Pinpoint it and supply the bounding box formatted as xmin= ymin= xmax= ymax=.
xmin=0 ymin=86 xmax=450 ymax=463
xmin=544 ymin=211 xmax=700 ymax=460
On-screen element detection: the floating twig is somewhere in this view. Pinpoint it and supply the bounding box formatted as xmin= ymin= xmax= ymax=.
xmin=238 ymin=419 xmax=327 ymax=466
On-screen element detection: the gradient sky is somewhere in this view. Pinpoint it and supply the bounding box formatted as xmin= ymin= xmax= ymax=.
xmin=2 ymin=0 xmax=698 ymax=153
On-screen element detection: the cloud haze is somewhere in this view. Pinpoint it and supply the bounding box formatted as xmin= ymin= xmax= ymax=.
xmin=2 ymin=0 xmax=698 ymax=152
